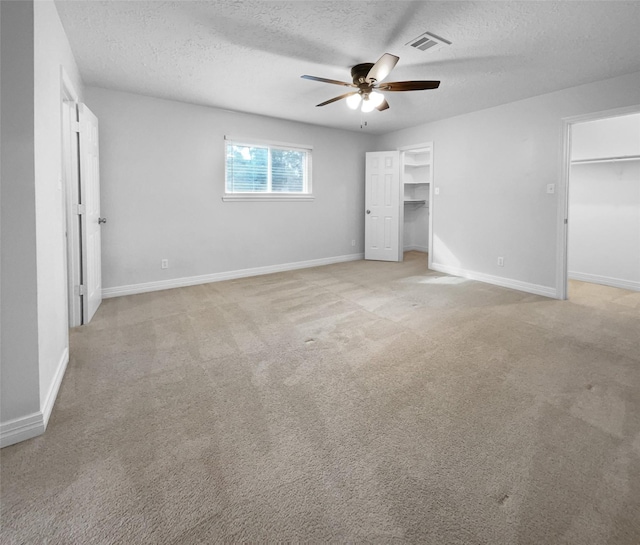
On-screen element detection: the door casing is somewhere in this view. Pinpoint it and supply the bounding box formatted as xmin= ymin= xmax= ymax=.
xmin=61 ymin=69 xmax=82 ymax=327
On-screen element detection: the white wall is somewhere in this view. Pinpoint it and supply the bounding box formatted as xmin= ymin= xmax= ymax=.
xmin=403 ymin=207 xmax=429 ymax=252
xmin=568 ymin=162 xmax=639 ymax=290
xmin=34 ymin=0 xmax=84 ymax=418
xmin=84 ymin=87 xmax=376 ymax=294
xmin=1 ymin=0 xmax=41 ymax=426
xmin=568 ymin=114 xmax=640 ymax=290
xmin=377 ymin=72 xmax=640 ymax=297
xmin=1 ymin=0 xmax=84 ymax=447
xmin=571 ymin=113 xmax=640 ymax=161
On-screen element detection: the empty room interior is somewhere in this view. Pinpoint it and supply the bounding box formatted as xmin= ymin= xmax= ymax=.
xmin=2 ymin=1 xmax=640 ymax=543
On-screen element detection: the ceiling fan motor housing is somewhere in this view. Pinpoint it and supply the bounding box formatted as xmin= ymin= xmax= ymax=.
xmin=351 ymin=63 xmax=375 ymax=85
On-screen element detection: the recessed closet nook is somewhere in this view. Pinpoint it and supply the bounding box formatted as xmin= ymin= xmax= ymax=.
xmin=401 ymin=145 xmax=432 ymax=255
xmin=568 ymin=112 xmax=640 ymax=293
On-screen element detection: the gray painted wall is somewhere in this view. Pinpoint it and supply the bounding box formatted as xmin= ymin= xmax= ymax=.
xmin=1 ymin=0 xmax=40 ymax=422
xmin=1 ymin=0 xmax=84 ymax=442
xmin=34 ymin=0 xmax=85 ymax=411
xmin=85 ymin=86 xmax=376 ymax=292
xmin=377 ymin=72 xmax=640 ymax=294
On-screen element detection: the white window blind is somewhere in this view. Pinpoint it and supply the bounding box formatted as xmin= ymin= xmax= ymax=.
xmin=224 ymin=138 xmax=312 ymax=200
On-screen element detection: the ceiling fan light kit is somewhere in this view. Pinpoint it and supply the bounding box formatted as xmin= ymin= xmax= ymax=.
xmin=301 ymin=53 xmax=440 ymax=114
xmin=346 ymin=93 xmax=362 ymax=110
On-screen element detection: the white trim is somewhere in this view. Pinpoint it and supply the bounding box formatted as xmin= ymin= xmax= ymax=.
xmin=430 ymin=262 xmax=557 ymax=299
xmin=428 ymin=144 xmax=434 ymax=271
xmin=41 ymin=348 xmax=69 ymax=427
xmin=568 ymin=272 xmax=640 ymax=292
xmin=1 ymin=348 xmax=69 ymax=448
xmin=398 ymin=141 xmax=433 ymax=152
xmin=0 ymin=412 xmax=45 ymax=448
xmin=61 ymin=67 xmax=81 ymax=326
xmin=557 ymin=104 xmax=640 ymax=301
xmin=556 ymin=118 xmax=572 ymax=300
xmin=60 ymin=66 xmax=79 ymax=102
xmin=225 ymin=135 xmax=313 ymax=150
xmin=560 ymin=105 xmax=640 ymax=126
xmin=103 ymin=253 xmax=364 ymax=298
xmin=222 ymin=194 xmax=315 ymax=202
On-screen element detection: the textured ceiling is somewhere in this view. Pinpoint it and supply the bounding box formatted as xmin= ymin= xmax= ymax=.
xmin=55 ymin=0 xmax=640 ymax=134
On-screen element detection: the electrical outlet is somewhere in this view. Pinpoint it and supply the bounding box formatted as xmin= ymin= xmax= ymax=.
xmin=161 ymin=259 xmax=168 ymax=269
xmin=351 ymin=239 xmax=356 ymax=246
xmin=497 ymin=256 xmax=504 ymax=267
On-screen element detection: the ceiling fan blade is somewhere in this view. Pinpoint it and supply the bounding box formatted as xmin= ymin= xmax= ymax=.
xmin=301 ymin=75 xmax=356 ymax=87
xmin=365 ymin=53 xmax=399 ymax=84
xmin=316 ymin=91 xmax=359 ymax=107
xmin=377 ymin=80 xmax=440 ymax=91
xmin=376 ymin=98 xmax=390 ymax=111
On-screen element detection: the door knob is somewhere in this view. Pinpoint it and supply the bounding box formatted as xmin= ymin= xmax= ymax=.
xmin=366 ymin=210 xmax=371 ymax=214
xmin=98 ymin=217 xmax=107 ymax=224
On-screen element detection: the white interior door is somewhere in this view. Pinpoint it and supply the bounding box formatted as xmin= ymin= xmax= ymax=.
xmin=79 ymin=103 xmax=102 ymax=323
xmin=365 ymin=151 xmax=401 ymax=261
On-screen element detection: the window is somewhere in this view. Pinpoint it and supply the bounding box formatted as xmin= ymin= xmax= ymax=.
xmin=223 ymin=137 xmax=313 ymax=201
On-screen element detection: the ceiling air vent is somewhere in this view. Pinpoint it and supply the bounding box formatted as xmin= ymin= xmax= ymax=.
xmin=406 ymin=32 xmax=451 ymax=52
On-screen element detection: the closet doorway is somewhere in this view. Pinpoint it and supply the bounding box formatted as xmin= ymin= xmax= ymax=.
xmin=399 ymin=142 xmax=433 ymax=266
xmin=558 ymin=107 xmax=640 ymax=299
xmin=364 ymin=143 xmax=434 ymax=263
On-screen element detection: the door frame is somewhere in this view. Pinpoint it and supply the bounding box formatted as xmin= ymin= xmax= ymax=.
xmin=556 ymin=104 xmax=640 ymax=300
xmin=60 ymin=68 xmax=82 ymax=326
xmin=398 ymin=141 xmax=434 ymax=268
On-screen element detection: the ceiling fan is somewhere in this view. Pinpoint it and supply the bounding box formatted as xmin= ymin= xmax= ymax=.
xmin=301 ymin=53 xmax=440 ymax=112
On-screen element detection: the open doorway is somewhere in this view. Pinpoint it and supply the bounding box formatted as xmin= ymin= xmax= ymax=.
xmin=399 ymin=142 xmax=433 ymax=267
xmin=558 ymin=106 xmax=640 ymax=300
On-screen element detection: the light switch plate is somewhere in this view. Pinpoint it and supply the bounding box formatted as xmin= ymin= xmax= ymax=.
xmin=546 ymin=183 xmax=555 ymax=194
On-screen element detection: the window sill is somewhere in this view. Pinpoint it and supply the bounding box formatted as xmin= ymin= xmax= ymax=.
xmin=222 ymin=194 xmax=315 ymax=202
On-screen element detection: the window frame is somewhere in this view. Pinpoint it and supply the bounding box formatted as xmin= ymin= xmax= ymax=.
xmin=223 ymin=136 xmax=314 ymax=202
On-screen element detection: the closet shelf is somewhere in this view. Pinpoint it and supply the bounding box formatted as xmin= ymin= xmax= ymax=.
xmin=571 ymin=155 xmax=640 ymax=165
xmin=404 ymin=199 xmax=427 ymax=205
xmin=404 ymin=161 xmax=431 ymax=167
xmin=404 ymin=181 xmax=429 ymax=185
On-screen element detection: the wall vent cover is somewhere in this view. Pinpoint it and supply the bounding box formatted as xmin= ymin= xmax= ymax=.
xmin=406 ymin=32 xmax=451 ymax=51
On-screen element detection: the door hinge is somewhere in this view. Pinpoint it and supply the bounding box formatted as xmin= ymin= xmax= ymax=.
xmin=73 ymin=121 xmax=81 ymax=133
xmin=74 ymin=203 xmax=86 ymax=215
xmin=564 ymin=218 xmax=568 ymax=224
xmin=76 ymin=284 xmax=85 ymax=296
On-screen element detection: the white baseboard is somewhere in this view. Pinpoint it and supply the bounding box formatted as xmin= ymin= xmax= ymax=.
xmin=430 ymin=262 xmax=557 ymax=299
xmin=0 ymin=412 xmax=44 ymax=448
xmin=1 ymin=348 xmax=69 ymax=448
xmin=42 ymin=347 xmax=69 ymax=427
xmin=103 ymin=253 xmax=364 ymax=298
xmin=568 ymin=271 xmax=640 ymax=292
xmin=404 ymin=245 xmax=428 ymax=253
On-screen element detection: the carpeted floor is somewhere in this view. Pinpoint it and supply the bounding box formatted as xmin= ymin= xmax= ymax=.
xmin=2 ymin=252 xmax=640 ymax=544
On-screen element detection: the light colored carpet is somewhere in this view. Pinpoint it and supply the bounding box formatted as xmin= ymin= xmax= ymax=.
xmin=2 ymin=252 xmax=640 ymax=544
